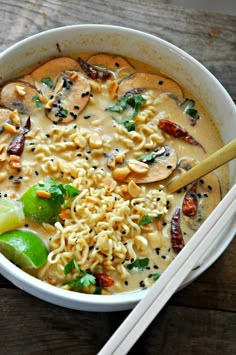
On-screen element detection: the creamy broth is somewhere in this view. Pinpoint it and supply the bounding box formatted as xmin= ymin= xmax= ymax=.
xmin=0 ymin=53 xmax=228 ymax=294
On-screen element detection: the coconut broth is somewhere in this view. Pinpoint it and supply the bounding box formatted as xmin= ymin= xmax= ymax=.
xmin=0 ymin=53 xmax=228 ymax=294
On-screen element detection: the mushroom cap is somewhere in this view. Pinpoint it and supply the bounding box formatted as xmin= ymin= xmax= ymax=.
xmin=125 ymin=145 xmax=177 ymax=183
xmin=45 ymin=71 xmax=90 ymax=124
xmin=118 ymin=72 xmax=183 ymax=101
xmin=87 ymin=54 xmax=134 ymax=79
xmin=0 ymin=82 xmax=39 ymax=114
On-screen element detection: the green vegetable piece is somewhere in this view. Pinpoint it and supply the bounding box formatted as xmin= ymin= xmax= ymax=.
xmin=152 ymin=273 xmax=161 ymax=281
xmin=32 ymin=95 xmax=44 ymax=110
xmin=180 ymin=98 xmax=200 ymax=120
xmin=63 ymin=258 xmax=96 ymax=289
xmin=127 ymin=258 xmax=149 ymax=270
xmin=41 ymin=77 xmax=54 ymax=89
xmin=137 ymin=152 xmax=157 ymax=163
xmin=138 ymin=215 xmax=153 ymax=225
xmin=106 ymin=94 xmax=146 ymax=131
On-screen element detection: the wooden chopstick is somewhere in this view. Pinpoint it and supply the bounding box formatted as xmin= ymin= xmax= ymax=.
xmin=98 ymin=184 xmax=236 ymax=355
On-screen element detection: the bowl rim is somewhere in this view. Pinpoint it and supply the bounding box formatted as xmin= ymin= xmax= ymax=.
xmin=0 ymin=24 xmax=235 ymax=312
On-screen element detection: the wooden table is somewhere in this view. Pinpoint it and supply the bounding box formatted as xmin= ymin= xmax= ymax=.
xmin=0 ymin=1 xmax=235 ymax=354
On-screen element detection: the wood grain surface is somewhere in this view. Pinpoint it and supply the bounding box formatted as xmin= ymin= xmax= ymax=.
xmin=0 ymin=1 xmax=235 ymax=354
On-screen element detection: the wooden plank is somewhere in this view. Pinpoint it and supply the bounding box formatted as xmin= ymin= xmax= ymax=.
xmin=0 ymin=288 xmax=235 ymax=354
xmin=0 ymin=0 xmax=235 ymax=97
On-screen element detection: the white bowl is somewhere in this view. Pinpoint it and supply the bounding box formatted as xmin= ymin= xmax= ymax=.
xmin=0 ymin=25 xmax=235 ymax=312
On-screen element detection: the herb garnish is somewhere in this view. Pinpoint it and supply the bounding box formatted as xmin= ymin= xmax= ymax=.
xmin=38 ymin=178 xmax=78 ymax=207
xmin=41 ymin=77 xmax=54 ymax=89
xmin=180 ymin=98 xmax=200 ymax=122
xmin=106 ymin=94 xmax=146 ymax=132
xmin=137 ymin=152 xmax=157 ymax=163
xmin=63 ymin=259 xmax=96 ymax=289
xmin=32 ymin=95 xmax=44 ymax=110
xmin=152 ymin=272 xmax=160 ymax=281
xmin=138 ymin=215 xmax=153 ymax=226
xmin=127 ymin=258 xmax=149 ymax=270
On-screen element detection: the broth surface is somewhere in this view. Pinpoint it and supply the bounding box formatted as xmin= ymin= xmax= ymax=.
xmin=0 ymin=53 xmax=228 ymax=294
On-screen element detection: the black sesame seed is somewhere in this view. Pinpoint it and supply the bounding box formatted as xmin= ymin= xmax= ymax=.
xmin=35 ymin=171 xmax=39 ymax=176
xmin=204 ymin=193 xmax=208 ymax=197
xmin=158 ymin=80 xmax=164 ymax=85
xmin=156 ymin=197 xmax=160 ymax=201
xmin=9 ymin=176 xmax=14 ymax=180
xmin=81 ymin=91 xmax=90 ymax=97
xmin=131 ymin=258 xmax=134 ymax=263
xmin=167 ymin=165 xmax=172 ymax=169
xmin=148 ymin=274 xmax=153 ymax=278
xmin=197 ymin=193 xmax=202 ymax=198
xmin=153 ymin=265 xmax=159 ymax=269
xmin=115 ymin=62 xmax=120 ymax=67
xmin=74 ymin=105 xmax=80 ymax=109
xmin=24 ymin=224 xmax=29 ymax=227
xmin=162 ymin=222 xmax=167 ymax=226
xmin=200 ymin=179 xmax=204 ymax=184
xmin=84 ymin=115 xmax=91 ymax=119
xmin=31 ymin=147 xmax=35 ymax=152
xmin=161 ymin=255 xmax=166 ymax=259
xmin=155 ymin=248 xmax=160 ymax=255
xmin=208 ymin=185 xmax=212 ymax=191
xmin=124 ymin=280 xmax=128 ymax=286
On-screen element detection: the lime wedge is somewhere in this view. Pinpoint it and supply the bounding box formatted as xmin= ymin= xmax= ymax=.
xmin=0 ymin=197 xmax=25 ymax=234
xmin=0 ymin=230 xmax=48 ymax=269
xmin=20 ymin=184 xmax=60 ymax=225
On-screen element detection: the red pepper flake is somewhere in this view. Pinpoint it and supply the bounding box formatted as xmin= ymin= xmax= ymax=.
xmin=171 ymin=208 xmax=185 ymax=253
xmin=182 ymin=182 xmax=198 ymax=217
xmin=158 ymin=119 xmax=206 ymax=152
xmin=94 ymin=273 xmax=114 ymax=287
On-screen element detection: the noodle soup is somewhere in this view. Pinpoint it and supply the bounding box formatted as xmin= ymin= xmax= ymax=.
xmin=0 ymin=53 xmax=227 ymax=295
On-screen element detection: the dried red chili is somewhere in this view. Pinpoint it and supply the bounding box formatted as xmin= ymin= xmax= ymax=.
xmin=78 ymin=57 xmax=111 ymax=80
xmin=158 ymin=119 xmax=205 ymax=152
xmin=171 ymin=207 xmax=185 ymax=253
xmin=7 ymin=116 xmax=31 ymax=156
xmin=94 ymin=273 xmax=115 ymax=287
xmin=182 ymin=182 xmax=198 ymax=217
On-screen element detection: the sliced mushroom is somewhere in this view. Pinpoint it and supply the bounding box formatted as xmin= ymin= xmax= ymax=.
xmin=117 ymin=72 xmax=183 ymax=101
xmin=23 ymin=57 xmax=80 ymax=83
xmin=178 ymin=158 xmax=222 ymax=231
xmin=45 ymin=70 xmax=90 ymax=123
xmin=0 ymin=82 xmax=39 ymax=114
xmin=112 ymin=146 xmax=177 ymax=183
xmin=87 ymin=54 xmax=134 ymax=79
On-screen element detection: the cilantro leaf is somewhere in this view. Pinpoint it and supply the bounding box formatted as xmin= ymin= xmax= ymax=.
xmin=152 ymin=273 xmax=161 ymax=281
xmin=127 ymin=258 xmax=149 ymax=270
xmin=39 ymin=178 xmax=78 ymax=206
xmin=180 ymin=98 xmax=200 ymax=120
xmin=137 ymin=152 xmax=157 ymax=163
xmin=138 ymin=215 xmax=153 ymax=226
xmin=32 ymin=95 xmax=43 ymax=110
xmin=63 ymin=259 xmax=96 ymax=289
xmin=107 ymin=94 xmax=146 ymax=132
xmin=155 ymin=213 xmax=163 ymax=219
xmin=41 ymin=77 xmax=54 ymax=89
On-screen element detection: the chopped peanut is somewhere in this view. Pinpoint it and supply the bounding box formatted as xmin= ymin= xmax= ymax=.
xmin=25 ymin=128 xmax=40 ymax=139
xmin=3 ymin=122 xmax=17 ymax=134
xmin=59 ymin=209 xmax=71 ymax=219
xmin=73 ymin=134 xmax=87 ymax=148
xmin=108 ymin=80 xmax=118 ymax=100
xmin=134 ymin=235 xmax=148 ymax=255
xmin=146 ymin=232 xmax=163 ymax=249
xmin=36 ymin=190 xmax=52 ymax=199
xmin=38 ymin=94 xmax=48 ymax=104
xmin=15 ymin=85 xmax=26 ymax=96
xmin=9 ymin=110 xmax=21 ymax=126
xmin=155 ymin=219 xmax=162 ymax=231
xmin=113 ymin=166 xmax=131 ymax=181
xmin=9 ymin=154 xmax=21 ymax=169
xmin=128 ymin=159 xmax=149 ymax=174
xmin=127 ymin=180 xmax=141 ymax=197
xmin=89 ymin=133 xmax=103 ymax=149
xmin=0 ymin=171 xmax=7 ymax=182
xmin=69 ymin=72 xmax=79 ymax=80
xmin=104 ymin=176 xmax=117 ymax=192
xmin=115 ymin=153 xmax=125 ymax=164
xmin=44 ymin=98 xmax=55 ymax=109
xmin=90 ymin=80 xmax=102 ymax=94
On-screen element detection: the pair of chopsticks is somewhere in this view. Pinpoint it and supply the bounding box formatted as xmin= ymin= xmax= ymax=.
xmin=98 ymin=184 xmax=236 ymax=355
